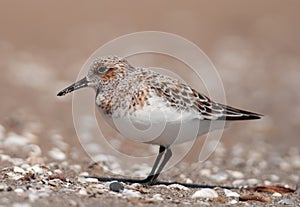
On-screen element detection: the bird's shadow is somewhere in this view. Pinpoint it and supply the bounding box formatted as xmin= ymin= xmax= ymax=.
xmin=85 ymin=176 xmax=238 ymax=189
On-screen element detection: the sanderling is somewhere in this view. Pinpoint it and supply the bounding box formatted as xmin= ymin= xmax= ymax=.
xmin=57 ymin=56 xmax=262 ymax=185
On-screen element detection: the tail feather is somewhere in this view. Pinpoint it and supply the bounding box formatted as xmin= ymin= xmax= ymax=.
xmin=217 ymin=104 xmax=263 ymax=121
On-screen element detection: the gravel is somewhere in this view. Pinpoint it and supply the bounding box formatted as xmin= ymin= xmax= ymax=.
xmin=0 ymin=123 xmax=299 ymax=207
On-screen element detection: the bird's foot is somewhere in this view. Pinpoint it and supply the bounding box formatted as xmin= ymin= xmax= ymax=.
xmin=139 ymin=175 xmax=158 ymax=186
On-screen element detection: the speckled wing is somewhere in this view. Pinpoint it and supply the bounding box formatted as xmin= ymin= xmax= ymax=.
xmin=145 ymin=71 xmax=262 ymax=121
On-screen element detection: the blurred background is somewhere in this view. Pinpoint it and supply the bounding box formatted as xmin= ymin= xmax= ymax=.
xmin=0 ymin=0 xmax=299 ymax=167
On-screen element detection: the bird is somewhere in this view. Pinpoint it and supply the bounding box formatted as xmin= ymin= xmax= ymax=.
xmin=57 ymin=55 xmax=262 ymax=185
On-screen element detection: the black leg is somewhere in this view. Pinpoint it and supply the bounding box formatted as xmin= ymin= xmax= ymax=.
xmin=142 ymin=146 xmax=166 ymax=183
xmin=85 ymin=146 xmax=238 ymax=189
xmin=148 ymin=148 xmax=172 ymax=185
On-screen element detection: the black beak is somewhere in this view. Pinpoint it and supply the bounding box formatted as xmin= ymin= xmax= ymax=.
xmin=57 ymin=77 xmax=89 ymax=96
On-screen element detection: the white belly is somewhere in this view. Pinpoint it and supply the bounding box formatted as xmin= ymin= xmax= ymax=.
xmin=99 ymin=105 xmax=227 ymax=147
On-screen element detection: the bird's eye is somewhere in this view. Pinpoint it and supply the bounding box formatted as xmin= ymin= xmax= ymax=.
xmin=97 ymin=66 xmax=108 ymax=74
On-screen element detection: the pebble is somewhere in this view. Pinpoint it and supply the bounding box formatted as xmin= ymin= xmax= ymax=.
xmin=232 ymin=179 xmax=246 ymax=187
xmin=51 ymin=134 xmax=69 ymax=151
xmin=278 ymin=199 xmax=294 ymax=205
xmin=10 ymin=158 xmax=25 ymax=165
xmin=78 ymin=177 xmax=99 ymax=183
xmin=272 ymin=192 xmax=282 ymax=197
xmin=122 ymin=189 xmax=142 ymax=198
xmin=247 ymin=178 xmax=260 ymax=185
xmin=0 ymin=154 xmax=11 ymax=162
xmin=60 ymin=161 xmax=69 ymax=168
xmin=87 ymin=184 xmax=106 ymax=195
xmin=48 ymin=179 xmax=62 ymax=187
xmin=227 ymin=170 xmax=244 ymax=179
xmin=200 ymin=169 xmax=211 ymax=177
xmin=168 ymin=184 xmax=189 ymax=191
xmin=69 ymin=164 xmax=82 ymax=172
xmin=54 ymin=169 xmax=63 ymax=174
xmin=130 ymin=183 xmax=142 ymax=188
xmin=192 ymin=189 xmax=218 ymax=199
xmin=48 ymin=148 xmax=66 ymax=161
xmin=30 ymin=165 xmax=44 ymax=174
xmin=0 ymin=183 xmax=7 ymax=191
xmin=79 ymin=172 xmax=89 ymax=176
xmin=78 ymin=188 xmax=88 ymax=196
xmin=269 ymin=174 xmax=280 ymax=182
xmin=211 ymin=173 xmax=229 ymax=183
xmin=263 ymin=180 xmax=272 ymax=185
xmin=21 ymin=163 xmax=30 ymax=169
xmin=185 ymin=178 xmax=193 ymax=184
xmin=229 ymin=199 xmax=238 ymax=204
xmin=23 ymin=132 xmax=37 ymax=143
xmin=14 ymin=166 xmax=25 ymax=174
xmin=152 ymin=194 xmax=164 ymax=201
xmin=224 ymin=189 xmax=240 ymax=197
xmin=109 ymin=182 xmax=124 ymax=192
xmin=23 ymin=144 xmax=42 ymax=157
xmin=172 ymin=199 xmax=181 ymax=204
xmin=7 ymin=172 xmax=23 ymax=180
xmin=153 ymin=184 xmax=168 ymax=188
xmin=14 ymin=188 xmax=24 ymax=194
xmin=3 ymin=133 xmax=28 ymax=148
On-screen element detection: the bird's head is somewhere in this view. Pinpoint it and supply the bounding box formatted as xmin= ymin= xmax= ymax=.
xmin=57 ymin=56 xmax=133 ymax=96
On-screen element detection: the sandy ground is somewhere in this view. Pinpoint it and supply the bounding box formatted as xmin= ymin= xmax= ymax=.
xmin=0 ymin=1 xmax=300 ymax=206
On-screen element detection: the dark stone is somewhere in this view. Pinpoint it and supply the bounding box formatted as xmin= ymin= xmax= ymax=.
xmin=109 ymin=181 xmax=124 ymax=192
